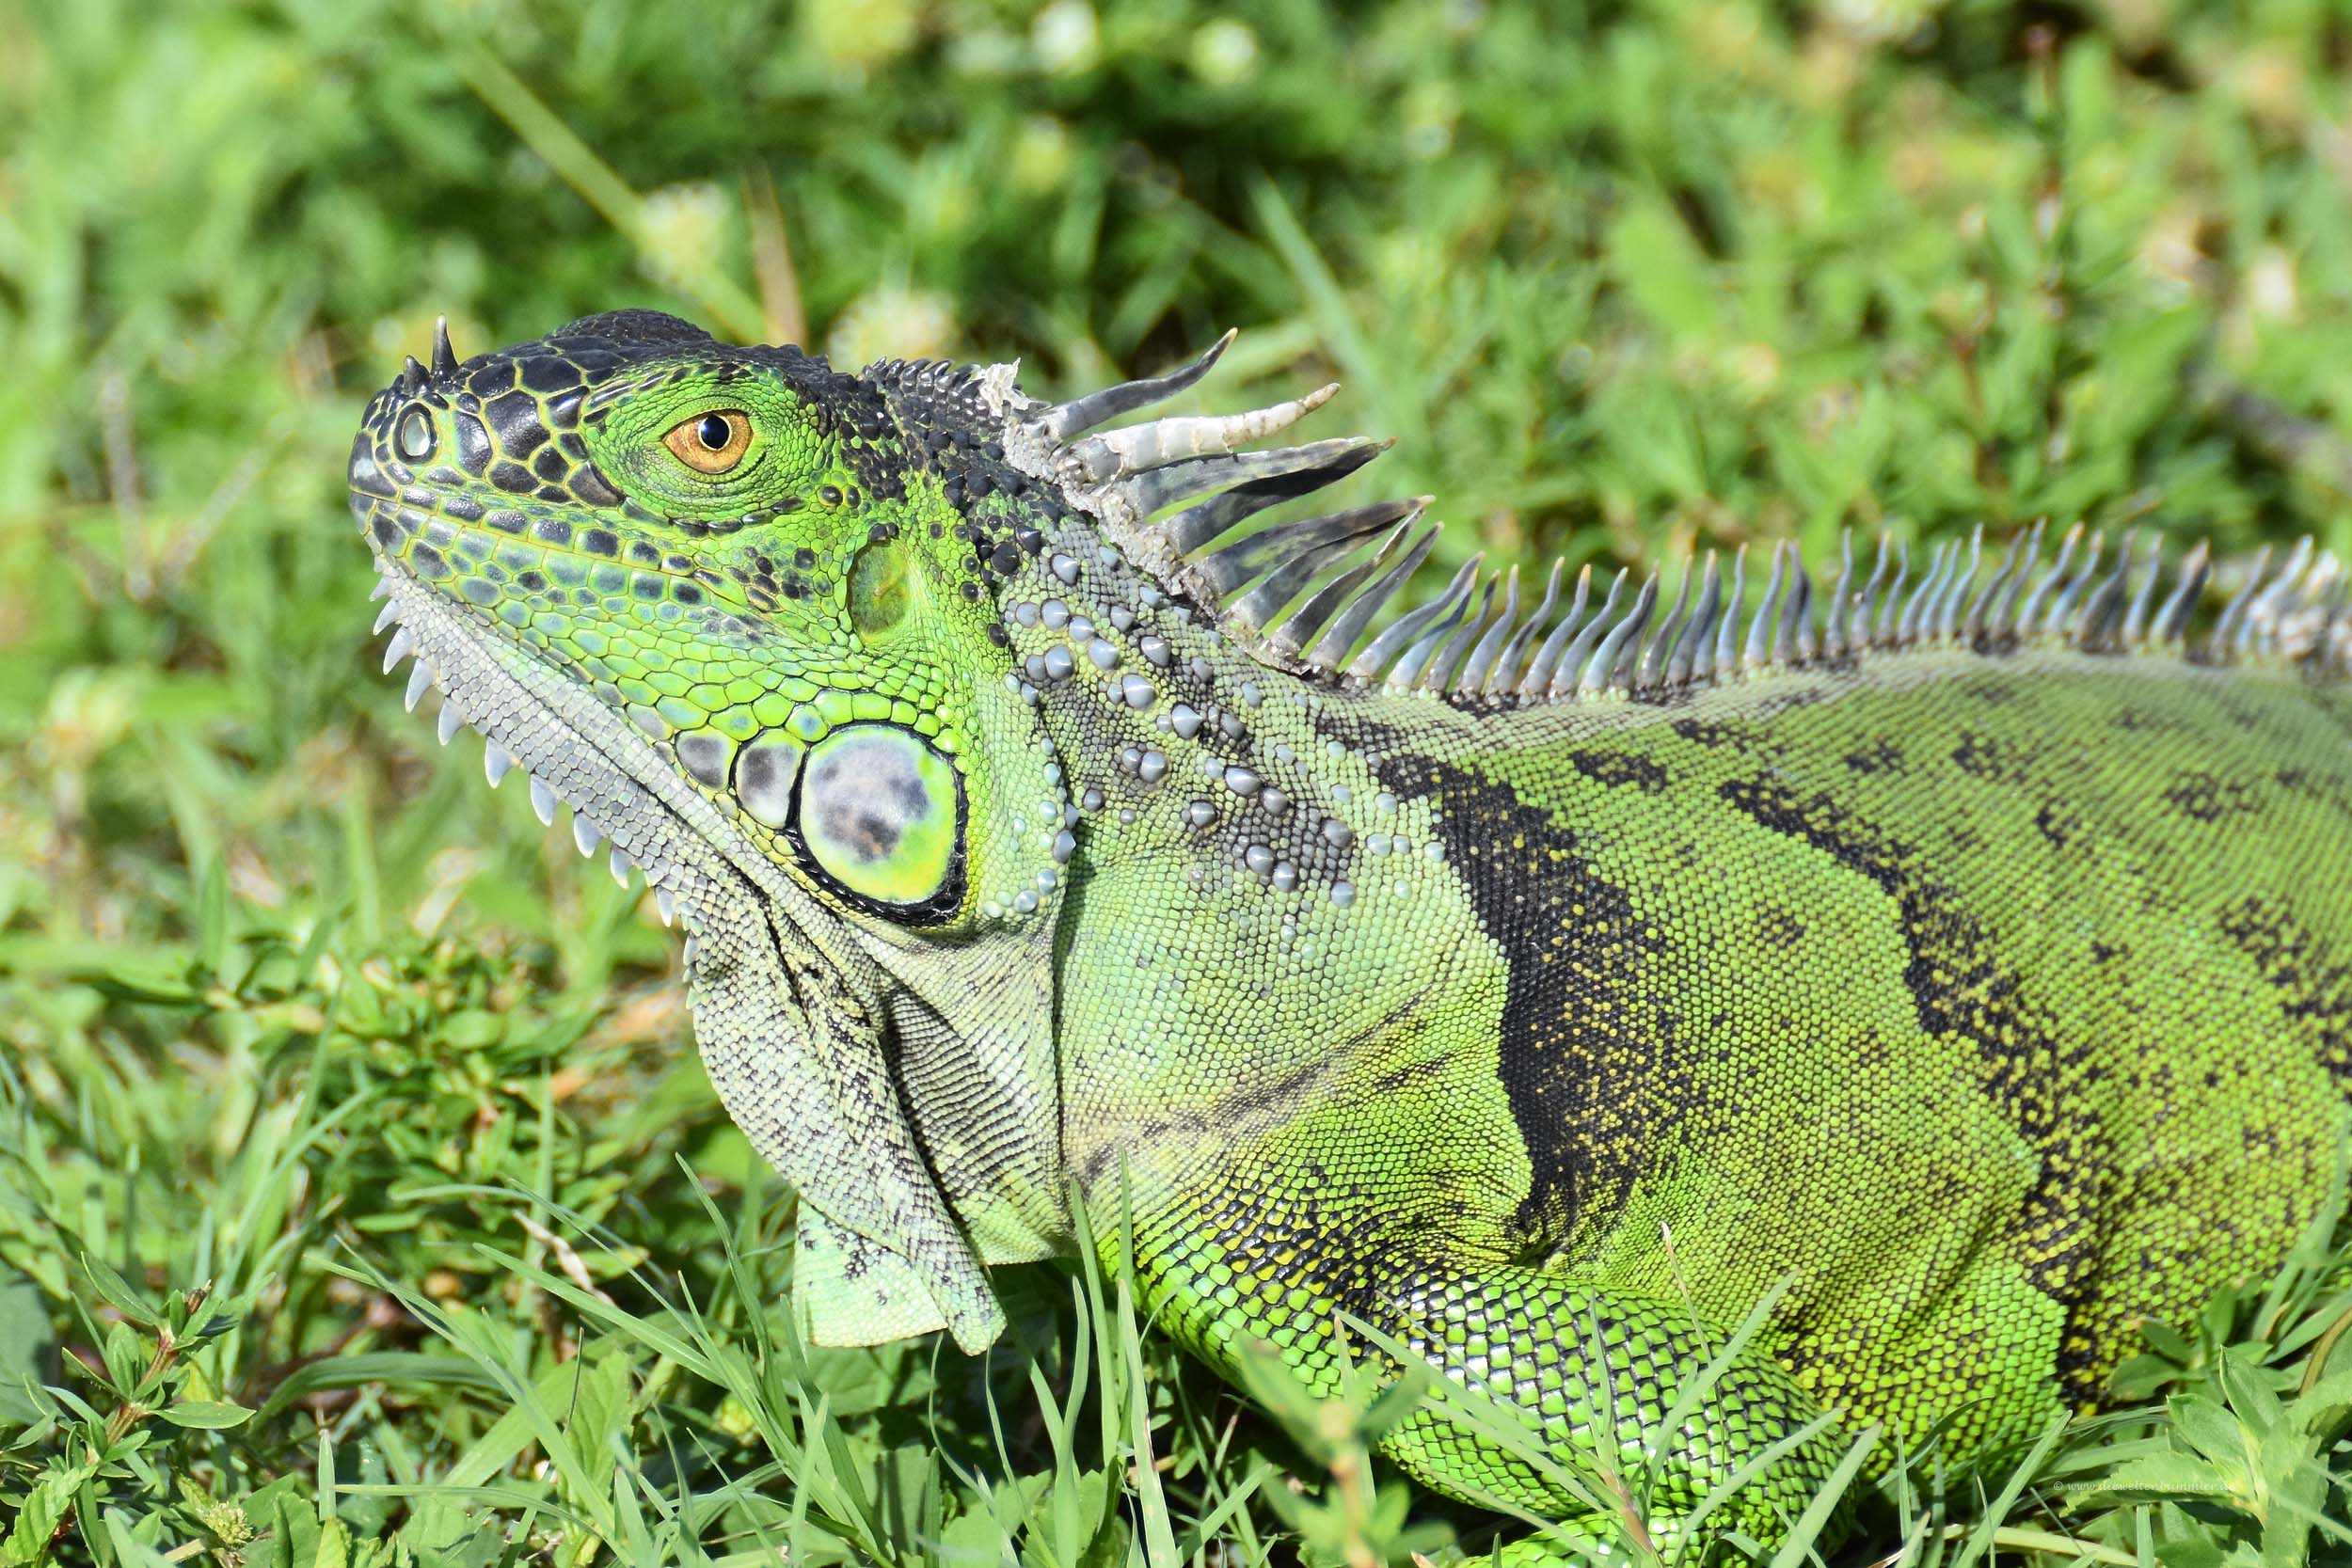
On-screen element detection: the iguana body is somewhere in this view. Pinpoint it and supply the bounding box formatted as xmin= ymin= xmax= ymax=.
xmin=348 ymin=310 xmax=2352 ymax=1551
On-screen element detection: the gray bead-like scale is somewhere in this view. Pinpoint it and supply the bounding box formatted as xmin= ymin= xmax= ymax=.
xmin=676 ymin=730 xmax=733 ymax=791
xmin=736 ymin=734 xmax=804 ymax=830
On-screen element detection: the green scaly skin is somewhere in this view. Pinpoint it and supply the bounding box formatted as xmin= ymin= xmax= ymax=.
xmin=348 ymin=309 xmax=2352 ymax=1556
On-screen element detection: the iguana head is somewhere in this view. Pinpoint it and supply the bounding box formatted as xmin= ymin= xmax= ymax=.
xmin=345 ymin=307 xmax=1079 ymax=930
xmin=346 ymin=308 xmax=1431 ymax=1349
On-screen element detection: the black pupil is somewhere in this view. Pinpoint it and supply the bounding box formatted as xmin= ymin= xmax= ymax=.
xmin=696 ymin=415 xmax=731 ymax=451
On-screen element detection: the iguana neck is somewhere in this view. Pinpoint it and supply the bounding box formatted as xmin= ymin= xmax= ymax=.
xmin=1000 ymin=508 xmax=1374 ymax=918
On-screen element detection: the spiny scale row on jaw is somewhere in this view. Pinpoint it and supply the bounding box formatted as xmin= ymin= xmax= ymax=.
xmin=987 ymin=333 xmax=2352 ymax=701
xmin=367 ymin=568 xmax=698 ymax=961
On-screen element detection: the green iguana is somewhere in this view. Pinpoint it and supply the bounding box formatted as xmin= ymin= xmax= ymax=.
xmin=347 ymin=309 xmax=2352 ymax=1555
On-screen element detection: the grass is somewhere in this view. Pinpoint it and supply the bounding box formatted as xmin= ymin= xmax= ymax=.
xmin=6 ymin=0 xmax=2352 ymax=1560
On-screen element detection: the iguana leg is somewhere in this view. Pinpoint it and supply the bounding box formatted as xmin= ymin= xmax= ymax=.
xmin=1140 ymin=1238 xmax=1842 ymax=1553
xmin=1366 ymin=1260 xmax=1841 ymax=1554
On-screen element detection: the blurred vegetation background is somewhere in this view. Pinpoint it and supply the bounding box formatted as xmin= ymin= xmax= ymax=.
xmin=5 ymin=0 xmax=2352 ymax=1562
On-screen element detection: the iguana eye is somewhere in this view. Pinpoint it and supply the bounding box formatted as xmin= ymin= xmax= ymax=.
xmin=661 ymin=409 xmax=753 ymax=474
xmin=796 ymin=724 xmax=962 ymax=914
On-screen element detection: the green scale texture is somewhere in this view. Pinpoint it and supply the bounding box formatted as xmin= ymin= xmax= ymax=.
xmin=347 ymin=309 xmax=2352 ymax=1556
xmin=1059 ymin=649 xmax=2352 ymax=1542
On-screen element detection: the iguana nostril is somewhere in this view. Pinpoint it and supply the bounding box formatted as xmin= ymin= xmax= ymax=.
xmin=396 ymin=404 xmax=437 ymax=461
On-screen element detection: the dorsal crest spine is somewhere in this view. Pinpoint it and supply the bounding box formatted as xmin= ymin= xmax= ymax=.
xmin=978 ymin=332 xmax=2352 ymax=701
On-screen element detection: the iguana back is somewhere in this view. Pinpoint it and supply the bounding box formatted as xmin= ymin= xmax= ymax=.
xmin=1051 ymin=629 xmax=2352 ymax=1533
xmin=1099 ymin=642 xmax=2352 ymax=1411
xmin=347 ymin=313 xmax=2352 ymax=1552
